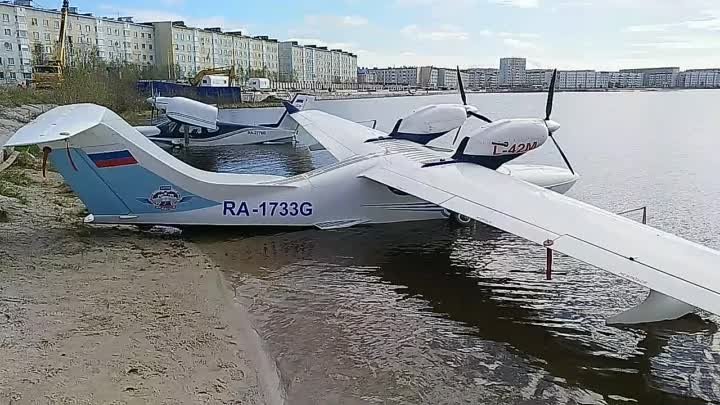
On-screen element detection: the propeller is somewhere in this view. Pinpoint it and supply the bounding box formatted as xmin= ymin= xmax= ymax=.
xmin=456 ymin=66 xmax=492 ymax=123
xmin=452 ymin=66 xmax=493 ymax=144
xmin=544 ymin=69 xmax=575 ymax=175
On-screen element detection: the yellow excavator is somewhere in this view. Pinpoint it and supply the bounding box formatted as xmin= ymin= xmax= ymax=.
xmin=32 ymin=0 xmax=69 ymax=88
xmin=188 ymin=65 xmax=238 ymax=87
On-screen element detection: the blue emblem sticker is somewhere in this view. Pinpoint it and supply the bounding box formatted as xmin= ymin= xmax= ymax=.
xmin=137 ymin=185 xmax=193 ymax=211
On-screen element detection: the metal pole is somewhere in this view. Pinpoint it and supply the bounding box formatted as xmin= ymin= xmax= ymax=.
xmin=546 ymin=248 xmax=553 ymax=280
xmin=184 ymin=124 xmax=190 ymax=147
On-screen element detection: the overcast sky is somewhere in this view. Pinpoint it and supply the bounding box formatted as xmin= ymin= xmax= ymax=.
xmin=62 ymin=0 xmax=720 ymax=70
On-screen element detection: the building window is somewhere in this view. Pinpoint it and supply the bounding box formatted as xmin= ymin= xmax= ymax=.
xmin=43 ymin=19 xmax=49 ymax=27
xmin=8 ymin=57 xmax=15 ymax=65
xmin=148 ymin=33 xmax=151 ymax=39
xmin=142 ymin=54 xmax=146 ymax=60
xmin=140 ymin=33 xmax=144 ymax=38
xmin=54 ymin=21 xmax=59 ymax=28
xmin=3 ymin=29 xmax=10 ymax=36
xmin=107 ymin=27 xmax=111 ymax=34
xmin=134 ymin=44 xmax=138 ymax=49
xmin=114 ymin=29 xmax=118 ymax=35
xmin=0 ymin=72 xmax=3 ymax=79
xmin=31 ymin=18 xmax=37 ymax=26
xmin=3 ymin=42 xmax=10 ymax=51
xmin=86 ymin=25 xmax=90 ymax=32
xmin=32 ymin=31 xmax=39 ymax=40
xmin=44 ymin=33 xmax=50 ymax=40
xmin=9 ymin=72 xmax=16 ymax=79
xmin=1 ymin=14 xmax=8 ymax=22
xmin=141 ymin=43 xmax=145 ymax=49
xmin=149 ymin=55 xmax=153 ymax=61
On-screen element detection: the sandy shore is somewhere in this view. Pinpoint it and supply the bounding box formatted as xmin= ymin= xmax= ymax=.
xmin=0 ymin=163 xmax=284 ymax=403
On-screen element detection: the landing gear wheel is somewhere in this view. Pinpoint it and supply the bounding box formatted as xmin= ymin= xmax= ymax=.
xmin=450 ymin=212 xmax=474 ymax=227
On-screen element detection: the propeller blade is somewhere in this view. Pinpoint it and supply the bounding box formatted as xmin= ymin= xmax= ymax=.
xmin=545 ymin=69 xmax=557 ymax=121
xmin=468 ymin=111 xmax=492 ymax=123
xmin=456 ymin=66 xmax=467 ymax=106
xmin=548 ymin=134 xmax=575 ymax=175
xmin=452 ymin=126 xmax=462 ymax=144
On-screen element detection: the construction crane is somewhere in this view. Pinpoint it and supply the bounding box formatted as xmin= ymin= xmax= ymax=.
xmin=188 ymin=66 xmax=238 ymax=87
xmin=32 ymin=0 xmax=69 ymax=88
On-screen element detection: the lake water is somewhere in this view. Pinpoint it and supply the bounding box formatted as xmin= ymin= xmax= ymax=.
xmin=183 ymin=90 xmax=720 ymax=404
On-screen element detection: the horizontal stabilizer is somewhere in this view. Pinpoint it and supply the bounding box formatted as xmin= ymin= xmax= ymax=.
xmin=5 ymin=104 xmax=107 ymax=147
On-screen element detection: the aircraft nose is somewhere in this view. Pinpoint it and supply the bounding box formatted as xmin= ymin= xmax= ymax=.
xmin=545 ymin=119 xmax=561 ymax=133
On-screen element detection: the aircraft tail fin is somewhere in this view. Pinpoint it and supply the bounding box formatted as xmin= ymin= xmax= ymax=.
xmin=5 ymin=104 xmax=220 ymax=222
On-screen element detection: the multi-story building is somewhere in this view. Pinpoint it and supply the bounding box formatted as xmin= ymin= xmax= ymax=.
xmin=525 ymin=69 xmax=552 ymax=88
xmin=499 ymin=57 xmax=526 ymax=87
xmin=1 ymin=0 xmax=155 ymax=85
xmin=436 ymin=67 xmax=467 ymax=89
xmin=278 ymin=42 xmax=355 ymax=84
xmin=362 ymin=67 xmax=418 ymax=86
xmin=608 ymin=72 xmax=644 ymax=88
xmin=151 ymin=22 xmax=279 ymax=80
xmin=465 ymin=68 xmax=498 ymax=89
xmin=676 ymin=69 xmax=720 ymax=88
xmin=417 ymin=66 xmax=438 ymax=88
xmin=0 ymin=1 xmax=32 ymax=84
xmin=620 ymin=67 xmax=679 ymax=88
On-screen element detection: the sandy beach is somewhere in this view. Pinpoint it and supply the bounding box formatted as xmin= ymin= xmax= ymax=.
xmin=0 ymin=159 xmax=284 ymax=404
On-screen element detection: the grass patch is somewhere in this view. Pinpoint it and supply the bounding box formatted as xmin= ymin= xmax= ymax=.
xmin=12 ymin=151 xmax=38 ymax=169
xmin=16 ymin=145 xmax=42 ymax=157
xmin=0 ymin=170 xmax=32 ymax=187
xmin=0 ymin=60 xmax=150 ymax=115
xmin=0 ymin=182 xmax=27 ymax=204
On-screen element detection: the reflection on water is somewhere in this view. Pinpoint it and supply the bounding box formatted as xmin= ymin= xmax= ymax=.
xmin=177 ymin=91 xmax=720 ymax=404
xmin=189 ymin=222 xmax=720 ymax=405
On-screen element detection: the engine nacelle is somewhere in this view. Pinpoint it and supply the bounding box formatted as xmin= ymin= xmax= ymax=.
xmin=392 ymin=104 xmax=468 ymax=144
xmin=452 ymin=118 xmax=548 ymax=169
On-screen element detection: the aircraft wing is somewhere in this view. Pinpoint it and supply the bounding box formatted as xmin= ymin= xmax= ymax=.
xmin=285 ymin=107 xmax=387 ymax=161
xmin=361 ymin=155 xmax=720 ymax=316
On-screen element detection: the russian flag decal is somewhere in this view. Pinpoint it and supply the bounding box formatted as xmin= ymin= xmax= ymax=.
xmin=88 ymin=150 xmax=138 ymax=168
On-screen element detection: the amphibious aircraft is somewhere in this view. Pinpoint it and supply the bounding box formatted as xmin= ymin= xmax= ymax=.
xmin=138 ymin=94 xmax=314 ymax=147
xmin=5 ymin=69 xmax=720 ymax=326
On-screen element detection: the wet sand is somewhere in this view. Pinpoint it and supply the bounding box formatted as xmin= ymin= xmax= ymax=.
xmin=0 ymin=166 xmax=284 ymax=404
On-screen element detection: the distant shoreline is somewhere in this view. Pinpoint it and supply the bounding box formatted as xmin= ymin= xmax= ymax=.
xmin=312 ymin=86 xmax=719 ymax=101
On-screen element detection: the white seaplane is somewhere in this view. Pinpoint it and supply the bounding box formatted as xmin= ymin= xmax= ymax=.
xmin=136 ymin=94 xmax=314 ymax=147
xmin=6 ymin=69 xmax=720 ymax=326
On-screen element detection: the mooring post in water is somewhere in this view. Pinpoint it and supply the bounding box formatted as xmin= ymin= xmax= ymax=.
xmin=183 ymin=124 xmax=190 ymax=147
xmin=543 ymin=239 xmax=554 ymax=280
xmin=546 ymin=248 xmax=553 ymax=280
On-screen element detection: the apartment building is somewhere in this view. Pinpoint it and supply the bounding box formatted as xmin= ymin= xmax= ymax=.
xmin=499 ymin=57 xmax=526 ymax=87
xmin=676 ymin=69 xmax=720 ymax=88
xmin=465 ymin=68 xmax=498 ymax=89
xmin=360 ymin=66 xmax=417 ymax=85
xmin=151 ymin=22 xmax=279 ymax=80
xmin=1 ymin=0 xmax=155 ymax=85
xmin=0 ymin=1 xmax=31 ymax=84
xmin=620 ymin=67 xmax=679 ymax=88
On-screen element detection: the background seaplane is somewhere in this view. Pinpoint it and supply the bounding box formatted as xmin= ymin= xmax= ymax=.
xmin=137 ymin=94 xmax=314 ymax=147
xmin=5 ymin=69 xmax=720 ymax=326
